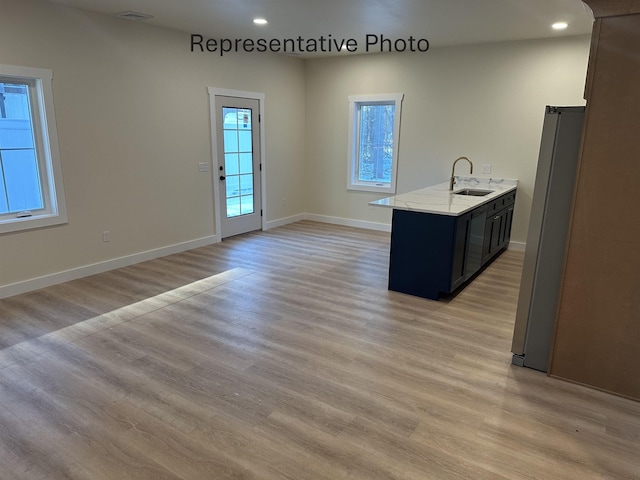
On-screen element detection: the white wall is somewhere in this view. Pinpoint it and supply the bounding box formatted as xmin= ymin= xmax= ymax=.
xmin=304 ymin=36 xmax=591 ymax=242
xmin=0 ymin=0 xmax=306 ymax=292
xmin=0 ymin=0 xmax=592 ymax=296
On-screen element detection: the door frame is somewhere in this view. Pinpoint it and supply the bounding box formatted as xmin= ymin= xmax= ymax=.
xmin=207 ymin=87 xmax=266 ymax=241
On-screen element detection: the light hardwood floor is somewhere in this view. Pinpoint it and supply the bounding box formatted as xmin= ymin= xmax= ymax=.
xmin=0 ymin=221 xmax=639 ymax=479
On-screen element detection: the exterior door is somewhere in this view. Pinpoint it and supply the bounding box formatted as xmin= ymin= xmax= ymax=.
xmin=215 ymin=96 xmax=262 ymax=238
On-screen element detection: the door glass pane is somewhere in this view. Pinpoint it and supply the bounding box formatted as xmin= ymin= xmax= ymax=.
xmin=239 ymin=174 xmax=253 ymax=196
xmin=225 ymin=153 xmax=239 ymax=175
xmin=240 ymin=195 xmax=254 ymax=215
xmin=239 ymin=153 xmax=252 ymax=174
xmin=223 ymin=109 xmax=240 ymax=128
xmin=223 ymin=130 xmax=238 ymax=153
xmin=225 ymin=175 xmax=239 ymax=199
xmin=226 ymin=196 xmax=240 ymax=218
xmin=237 ymin=111 xmax=251 ymax=129
xmin=238 ymin=131 xmax=252 ymax=152
xmin=221 ymin=106 xmax=254 ymax=218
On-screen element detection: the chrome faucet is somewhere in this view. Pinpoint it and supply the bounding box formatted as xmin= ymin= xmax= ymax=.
xmin=449 ymin=156 xmax=473 ymax=190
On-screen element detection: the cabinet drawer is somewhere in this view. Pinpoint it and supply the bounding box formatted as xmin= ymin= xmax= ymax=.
xmin=486 ymin=199 xmax=501 ymax=215
xmin=502 ymin=191 xmax=516 ymax=207
xmin=487 ymin=191 xmax=516 ymax=215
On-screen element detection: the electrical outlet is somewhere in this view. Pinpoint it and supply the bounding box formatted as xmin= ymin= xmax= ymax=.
xmin=481 ymin=164 xmax=492 ymax=174
xmin=282 ymin=198 xmax=287 ymax=206
xmin=198 ymin=162 xmax=209 ymax=173
xmin=102 ymin=230 xmax=110 ymax=242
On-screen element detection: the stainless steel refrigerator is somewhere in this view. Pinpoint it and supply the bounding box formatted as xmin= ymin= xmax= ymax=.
xmin=511 ymin=106 xmax=585 ymax=372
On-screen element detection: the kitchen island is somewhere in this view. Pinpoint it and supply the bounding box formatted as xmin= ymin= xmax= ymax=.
xmin=371 ymin=176 xmax=518 ymax=300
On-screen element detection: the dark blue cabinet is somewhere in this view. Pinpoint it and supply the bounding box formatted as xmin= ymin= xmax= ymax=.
xmin=388 ymin=190 xmax=516 ymax=300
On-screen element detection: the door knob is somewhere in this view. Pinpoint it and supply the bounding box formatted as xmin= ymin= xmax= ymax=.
xmin=219 ymin=175 xmax=226 ymax=181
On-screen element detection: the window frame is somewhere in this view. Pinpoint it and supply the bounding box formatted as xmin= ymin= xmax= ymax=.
xmin=0 ymin=64 xmax=67 ymax=234
xmin=347 ymin=93 xmax=403 ymax=194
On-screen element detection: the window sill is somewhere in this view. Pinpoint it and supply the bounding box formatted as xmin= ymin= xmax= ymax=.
xmin=0 ymin=212 xmax=68 ymax=234
xmin=347 ymin=183 xmax=396 ymax=194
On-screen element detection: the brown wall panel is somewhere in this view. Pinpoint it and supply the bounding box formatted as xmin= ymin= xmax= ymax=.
xmin=585 ymin=0 xmax=640 ymax=17
xmin=550 ymin=13 xmax=640 ymax=400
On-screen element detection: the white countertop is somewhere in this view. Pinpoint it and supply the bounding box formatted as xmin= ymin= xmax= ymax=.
xmin=369 ymin=176 xmax=518 ymax=216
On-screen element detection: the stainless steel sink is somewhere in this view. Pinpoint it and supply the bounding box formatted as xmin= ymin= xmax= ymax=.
xmin=454 ymin=189 xmax=494 ymax=197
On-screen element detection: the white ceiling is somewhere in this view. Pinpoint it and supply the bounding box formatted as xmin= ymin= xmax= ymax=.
xmin=45 ymin=0 xmax=595 ymax=56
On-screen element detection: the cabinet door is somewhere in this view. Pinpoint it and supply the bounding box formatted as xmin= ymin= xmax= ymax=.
xmin=464 ymin=207 xmax=487 ymax=278
xmin=500 ymin=206 xmax=514 ymax=249
xmin=451 ymin=213 xmax=470 ymax=290
xmin=490 ymin=213 xmax=502 ymax=254
xmin=485 ymin=211 xmax=504 ymax=259
xmin=482 ymin=218 xmax=493 ymax=264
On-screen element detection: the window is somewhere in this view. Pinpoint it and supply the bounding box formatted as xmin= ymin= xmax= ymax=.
xmin=347 ymin=93 xmax=403 ymax=193
xmin=0 ymin=65 xmax=66 ymax=234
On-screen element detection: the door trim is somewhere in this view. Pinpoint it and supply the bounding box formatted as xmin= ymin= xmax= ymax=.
xmin=207 ymin=87 xmax=266 ymax=240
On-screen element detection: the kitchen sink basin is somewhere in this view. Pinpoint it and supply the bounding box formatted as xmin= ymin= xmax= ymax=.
xmin=454 ymin=189 xmax=494 ymax=197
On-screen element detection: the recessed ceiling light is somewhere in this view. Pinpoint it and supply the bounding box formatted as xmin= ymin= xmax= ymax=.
xmin=253 ymin=18 xmax=268 ymax=25
xmin=552 ymin=22 xmax=568 ymax=30
xmin=115 ymin=11 xmax=153 ymax=21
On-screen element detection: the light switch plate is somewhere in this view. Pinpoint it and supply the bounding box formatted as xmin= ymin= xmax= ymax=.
xmin=198 ymin=162 xmax=209 ymax=172
xmin=481 ymin=164 xmax=492 ymax=174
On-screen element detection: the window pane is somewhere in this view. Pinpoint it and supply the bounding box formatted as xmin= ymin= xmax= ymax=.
xmin=0 ymin=167 xmax=8 ymax=213
xmin=3 ymin=149 xmax=43 ymax=211
xmin=1 ymin=83 xmax=30 ymax=119
xmin=0 ymin=82 xmax=43 ymax=213
xmin=225 ymin=153 xmax=239 ymax=175
xmin=357 ymin=104 xmax=395 ymax=184
xmin=0 ymin=83 xmax=35 ymax=150
xmin=0 ymin=119 xmax=34 ymax=149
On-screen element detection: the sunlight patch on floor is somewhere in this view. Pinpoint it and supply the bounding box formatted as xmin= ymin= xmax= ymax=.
xmin=0 ymin=267 xmax=254 ymax=370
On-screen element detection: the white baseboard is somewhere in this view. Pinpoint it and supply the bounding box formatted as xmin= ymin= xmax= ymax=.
xmin=1 ymin=212 xmax=525 ymax=299
xmin=264 ymin=213 xmax=306 ymax=230
xmin=304 ymin=214 xmax=391 ymax=232
xmin=0 ymin=235 xmax=219 ymax=299
xmin=508 ymin=240 xmax=526 ymax=252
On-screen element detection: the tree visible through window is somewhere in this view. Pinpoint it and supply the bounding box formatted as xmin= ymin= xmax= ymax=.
xmin=348 ymin=93 xmax=403 ymax=194
xmin=358 ymin=104 xmax=395 ymax=183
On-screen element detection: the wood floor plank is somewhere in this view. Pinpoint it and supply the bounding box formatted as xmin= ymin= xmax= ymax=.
xmin=1 ymin=221 xmax=639 ymax=479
